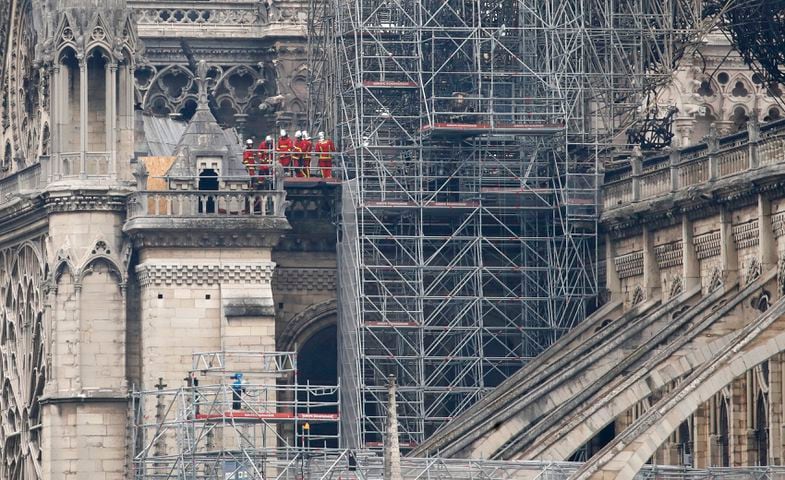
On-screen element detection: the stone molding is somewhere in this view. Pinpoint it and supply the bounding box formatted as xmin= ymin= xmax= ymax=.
xmin=136 ymin=262 xmax=275 ymax=287
xmin=44 ymin=190 xmax=130 ymax=213
xmin=773 ymin=212 xmax=785 ymax=238
xmin=654 ymin=241 xmax=683 ymax=270
xmin=694 ymin=231 xmax=721 ymax=260
xmin=614 ymin=251 xmax=643 ymax=279
xmin=732 ymin=219 xmax=760 ymax=250
xmin=272 ymin=267 xmax=337 ymax=292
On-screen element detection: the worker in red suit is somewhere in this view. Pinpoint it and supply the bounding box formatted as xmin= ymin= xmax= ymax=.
xmin=277 ymin=129 xmax=294 ymax=174
xmin=293 ymin=130 xmax=305 ymax=177
xmin=257 ymin=135 xmax=274 ymax=183
xmin=315 ymin=131 xmax=335 ymax=178
xmin=298 ymin=131 xmax=313 ymax=178
xmin=243 ymin=139 xmax=256 ymax=181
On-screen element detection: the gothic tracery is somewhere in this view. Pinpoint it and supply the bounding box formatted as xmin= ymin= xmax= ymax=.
xmin=0 ymin=240 xmax=47 ymax=479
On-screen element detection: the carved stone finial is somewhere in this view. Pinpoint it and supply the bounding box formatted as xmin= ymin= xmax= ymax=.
xmin=704 ymin=123 xmax=719 ymax=152
xmin=195 ymin=60 xmax=210 ymax=110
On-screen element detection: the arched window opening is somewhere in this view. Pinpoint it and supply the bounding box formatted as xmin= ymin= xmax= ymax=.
xmin=697 ymin=80 xmax=714 ymax=97
xmin=677 ymin=419 xmax=693 ymax=466
xmin=731 ymin=106 xmax=750 ymax=133
xmin=764 ymin=108 xmax=781 ymax=122
xmin=717 ymin=398 xmax=730 ymax=467
xmin=86 ymin=50 xmax=108 ymax=152
xmin=197 ymin=169 xmax=219 ymax=213
xmin=60 ymin=48 xmax=81 ymax=153
xmin=297 ymin=324 xmax=338 ymax=448
xmin=755 ymin=393 xmax=768 ymax=465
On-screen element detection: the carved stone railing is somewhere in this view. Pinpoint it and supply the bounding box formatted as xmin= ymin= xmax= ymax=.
xmin=603 ymin=121 xmax=785 ymax=211
xmin=52 ymin=152 xmax=113 ymax=180
xmin=0 ymin=162 xmax=42 ymax=201
xmin=127 ymin=190 xmax=287 ymax=220
xmin=128 ymin=1 xmax=278 ymax=36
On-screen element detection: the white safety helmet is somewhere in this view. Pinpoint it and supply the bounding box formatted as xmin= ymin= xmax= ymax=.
xmin=295 ymin=130 xmax=302 ymax=139
xmin=318 ymin=131 xmax=325 ymax=141
xmin=280 ymin=129 xmax=287 ymax=137
xmin=265 ymin=135 xmax=273 ymax=142
xmin=304 ymin=132 xmax=311 ymax=140
xmin=246 ymin=139 xmax=253 ymax=146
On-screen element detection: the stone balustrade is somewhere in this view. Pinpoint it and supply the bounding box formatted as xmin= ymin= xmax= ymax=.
xmin=603 ymin=120 xmax=785 ymax=211
xmin=127 ymin=190 xmax=287 ymax=219
xmin=132 ymin=2 xmax=264 ymax=26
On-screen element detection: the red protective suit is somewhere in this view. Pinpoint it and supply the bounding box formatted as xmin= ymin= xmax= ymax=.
xmin=277 ymin=135 xmax=294 ymax=168
xmin=257 ymin=140 xmax=274 ymax=178
xmin=315 ymin=138 xmax=336 ymax=178
xmin=296 ymin=138 xmax=313 ymax=177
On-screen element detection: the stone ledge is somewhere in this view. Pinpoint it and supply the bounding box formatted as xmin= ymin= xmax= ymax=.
xmin=124 ymin=216 xmax=290 ymax=248
xmin=224 ymin=298 xmax=276 ymax=317
xmin=40 ymin=389 xmax=129 ymax=405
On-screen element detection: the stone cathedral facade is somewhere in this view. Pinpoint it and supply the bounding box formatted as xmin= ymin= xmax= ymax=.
xmin=0 ymin=0 xmax=337 ymax=477
xmin=6 ymin=0 xmax=785 ymax=479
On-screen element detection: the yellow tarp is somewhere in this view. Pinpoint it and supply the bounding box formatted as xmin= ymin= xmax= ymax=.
xmin=140 ymin=156 xmax=177 ymax=214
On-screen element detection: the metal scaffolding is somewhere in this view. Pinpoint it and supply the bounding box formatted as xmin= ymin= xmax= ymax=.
xmin=329 ymin=0 xmax=707 ymax=449
xmin=131 ymin=351 xmax=340 ymax=478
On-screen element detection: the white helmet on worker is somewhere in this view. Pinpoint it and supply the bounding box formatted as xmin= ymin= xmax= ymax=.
xmin=280 ymin=129 xmax=287 ymax=137
xmin=304 ymin=132 xmax=311 ymax=140
xmin=246 ymin=139 xmax=253 ymax=146
xmin=265 ymin=135 xmax=272 ymax=142
xmin=295 ymin=130 xmax=302 ymax=139
xmin=318 ymin=131 xmax=325 ymax=140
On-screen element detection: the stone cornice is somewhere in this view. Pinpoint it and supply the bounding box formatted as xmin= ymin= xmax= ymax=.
xmin=136 ymin=262 xmax=276 ymax=287
xmin=124 ymin=217 xmax=290 ymax=248
xmin=43 ymin=186 xmax=134 ymax=214
xmin=272 ymin=267 xmax=337 ymax=292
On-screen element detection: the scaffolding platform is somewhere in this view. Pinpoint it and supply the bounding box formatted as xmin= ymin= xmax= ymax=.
xmin=420 ymin=122 xmax=565 ymax=137
xmin=132 ymin=351 xmax=341 ymax=478
xmin=195 ymin=411 xmax=340 ymax=422
xmin=283 ymin=176 xmax=342 ymax=187
xmin=363 ymin=200 xmax=479 ymax=209
xmin=361 ymin=80 xmax=419 ymax=89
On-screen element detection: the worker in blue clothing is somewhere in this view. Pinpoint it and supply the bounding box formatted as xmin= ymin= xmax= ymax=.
xmin=231 ymin=372 xmax=246 ymax=410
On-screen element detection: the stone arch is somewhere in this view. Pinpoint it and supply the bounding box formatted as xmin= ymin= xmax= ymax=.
xmin=77 ymin=256 xmax=124 ymax=286
xmin=277 ymin=298 xmax=337 ymax=352
xmin=574 ymin=298 xmax=785 ymax=479
xmin=729 ymin=104 xmax=751 ymax=133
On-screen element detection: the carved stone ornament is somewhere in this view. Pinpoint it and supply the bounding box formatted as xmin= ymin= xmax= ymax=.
xmin=0 ymin=240 xmax=47 ymax=479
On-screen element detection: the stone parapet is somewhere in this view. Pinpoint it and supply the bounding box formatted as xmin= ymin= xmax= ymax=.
xmin=603 ymin=119 xmax=785 ymax=224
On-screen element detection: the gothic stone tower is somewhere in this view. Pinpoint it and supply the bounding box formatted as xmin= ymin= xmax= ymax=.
xmin=0 ymin=0 xmax=295 ymax=477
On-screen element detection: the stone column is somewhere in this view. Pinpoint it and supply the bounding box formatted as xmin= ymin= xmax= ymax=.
xmin=606 ymin=235 xmax=622 ymax=302
xmin=643 ymin=228 xmax=661 ymax=299
xmin=731 ymin=375 xmax=750 ymax=466
xmin=682 ymin=216 xmax=700 ymax=291
xmin=768 ymin=356 xmax=783 ymax=465
xmin=759 ymin=195 xmax=776 ymax=272
xmin=720 ymin=208 xmax=739 ymax=286
xmin=50 ymin=65 xmax=60 ymax=181
xmin=106 ymin=63 xmax=117 ymax=174
xmin=79 ymin=58 xmax=88 ymax=178
xmin=694 ymin=402 xmax=711 ymax=468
